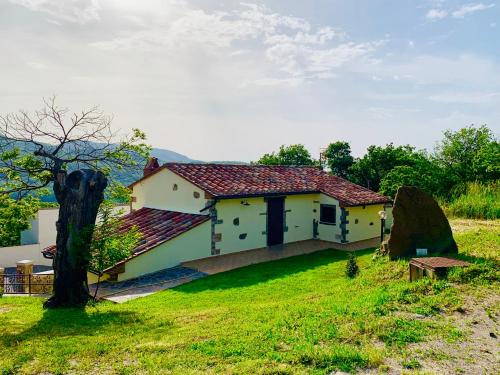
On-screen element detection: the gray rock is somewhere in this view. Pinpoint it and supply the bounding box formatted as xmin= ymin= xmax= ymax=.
xmin=387 ymin=186 xmax=458 ymax=259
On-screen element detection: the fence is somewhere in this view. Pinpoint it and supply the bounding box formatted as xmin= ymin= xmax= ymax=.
xmin=1 ymin=273 xmax=53 ymax=295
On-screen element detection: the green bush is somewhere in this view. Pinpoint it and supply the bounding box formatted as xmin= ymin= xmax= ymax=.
xmin=345 ymin=252 xmax=360 ymax=278
xmin=445 ymin=181 xmax=500 ymax=219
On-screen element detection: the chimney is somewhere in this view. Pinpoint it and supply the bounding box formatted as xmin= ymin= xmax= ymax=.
xmin=143 ymin=157 xmax=160 ymax=177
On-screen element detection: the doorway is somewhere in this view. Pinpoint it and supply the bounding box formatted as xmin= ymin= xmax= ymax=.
xmin=267 ymin=197 xmax=284 ymax=246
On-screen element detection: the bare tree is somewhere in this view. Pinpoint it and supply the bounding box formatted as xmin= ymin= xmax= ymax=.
xmin=0 ymin=97 xmax=150 ymax=308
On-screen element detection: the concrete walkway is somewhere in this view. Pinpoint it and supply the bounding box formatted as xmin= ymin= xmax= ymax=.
xmin=90 ymin=266 xmax=206 ymax=303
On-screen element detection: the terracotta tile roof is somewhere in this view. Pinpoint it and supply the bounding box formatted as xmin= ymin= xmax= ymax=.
xmin=160 ymin=163 xmax=392 ymax=207
xmin=41 ymin=208 xmax=209 ymax=260
xmin=410 ymin=257 xmax=470 ymax=270
xmin=119 ymin=207 xmax=209 ymax=255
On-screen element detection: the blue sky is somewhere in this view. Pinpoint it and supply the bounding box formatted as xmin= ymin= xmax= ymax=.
xmin=0 ymin=0 xmax=499 ymax=161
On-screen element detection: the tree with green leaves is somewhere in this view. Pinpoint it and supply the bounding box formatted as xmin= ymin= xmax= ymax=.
xmin=379 ymin=156 xmax=446 ymax=198
xmin=323 ymin=141 xmax=354 ymax=178
xmin=0 ymin=194 xmax=41 ymax=247
xmin=348 ymin=143 xmax=421 ymax=192
xmin=256 ymin=144 xmax=317 ymax=166
xmin=472 ymin=140 xmax=500 ymax=182
xmin=434 ymin=125 xmax=496 ymax=184
xmin=0 ymin=98 xmax=150 ymax=308
xmin=89 ymin=201 xmax=141 ymax=300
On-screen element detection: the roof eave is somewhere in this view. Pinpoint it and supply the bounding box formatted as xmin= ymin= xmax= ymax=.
xmin=341 ymin=199 xmax=393 ymax=208
xmin=103 ymin=216 xmax=210 ymax=275
xmin=214 ymin=190 xmax=321 ymax=200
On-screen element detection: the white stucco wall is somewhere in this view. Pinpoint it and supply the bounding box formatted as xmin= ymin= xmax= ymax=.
xmin=214 ymin=194 xmax=327 ymax=254
xmin=117 ymin=221 xmax=211 ymax=281
xmin=20 ymin=205 xmax=131 ymax=250
xmin=21 ymin=208 xmax=59 ymax=248
xmin=345 ymin=204 xmax=385 ymax=243
xmin=214 ymin=197 xmax=267 ymax=254
xmin=284 ymin=194 xmax=317 ymax=243
xmin=384 ymin=205 xmax=394 ymax=230
xmin=132 ymin=168 xmax=208 ymax=214
xmin=0 ymin=244 xmax=52 ymax=268
xmin=317 ymin=194 xmax=342 ymax=243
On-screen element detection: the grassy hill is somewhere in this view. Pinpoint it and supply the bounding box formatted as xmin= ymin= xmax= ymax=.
xmin=0 ymin=220 xmax=498 ymax=374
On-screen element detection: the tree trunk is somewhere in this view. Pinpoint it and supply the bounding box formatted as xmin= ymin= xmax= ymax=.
xmin=44 ymin=169 xmax=107 ymax=309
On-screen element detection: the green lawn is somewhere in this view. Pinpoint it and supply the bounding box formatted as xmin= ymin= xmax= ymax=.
xmin=0 ymin=220 xmax=498 ymax=374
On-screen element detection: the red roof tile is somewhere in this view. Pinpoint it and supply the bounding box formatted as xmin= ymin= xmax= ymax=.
xmin=159 ymin=163 xmax=391 ymax=207
xmin=42 ymin=208 xmax=209 ymax=260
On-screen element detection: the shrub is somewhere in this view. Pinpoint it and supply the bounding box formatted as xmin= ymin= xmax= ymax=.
xmin=445 ymin=182 xmax=500 ymax=219
xmin=345 ymin=252 xmax=359 ymax=278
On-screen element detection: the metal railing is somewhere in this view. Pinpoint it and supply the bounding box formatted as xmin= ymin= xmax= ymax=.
xmin=1 ymin=273 xmax=53 ymax=295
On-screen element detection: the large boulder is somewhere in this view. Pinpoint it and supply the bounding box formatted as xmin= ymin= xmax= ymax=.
xmin=387 ymin=186 xmax=457 ymax=259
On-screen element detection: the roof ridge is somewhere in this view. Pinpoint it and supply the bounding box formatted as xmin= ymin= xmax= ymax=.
xmin=163 ymin=162 xmax=321 ymax=168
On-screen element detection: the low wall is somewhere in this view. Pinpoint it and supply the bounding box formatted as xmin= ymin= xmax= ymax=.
xmin=0 ymin=244 xmax=52 ymax=268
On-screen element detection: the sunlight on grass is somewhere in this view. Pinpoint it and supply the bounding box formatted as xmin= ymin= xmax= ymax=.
xmin=0 ymin=221 xmax=498 ymax=374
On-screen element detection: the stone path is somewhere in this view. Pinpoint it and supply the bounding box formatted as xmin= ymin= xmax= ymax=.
xmin=90 ymin=266 xmax=206 ymax=303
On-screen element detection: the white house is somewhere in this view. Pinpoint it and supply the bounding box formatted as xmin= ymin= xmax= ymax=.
xmin=43 ymin=160 xmax=393 ymax=282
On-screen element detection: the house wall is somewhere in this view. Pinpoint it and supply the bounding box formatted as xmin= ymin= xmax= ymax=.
xmin=131 ymin=168 xmax=208 ymax=214
xmin=214 ymin=197 xmax=267 ymax=254
xmin=20 ymin=205 xmax=131 ymax=250
xmin=21 ymin=208 xmax=59 ymax=248
xmin=317 ymin=194 xmax=342 ymax=243
xmin=117 ymin=221 xmax=211 ymax=281
xmin=283 ymin=194 xmax=317 ymax=243
xmin=345 ymin=204 xmax=385 ymax=243
xmin=87 ymin=271 xmax=109 ymax=285
xmin=214 ymin=193 xmax=328 ymax=254
xmin=0 ymin=244 xmax=52 ymax=268
xmin=385 ymin=205 xmax=394 ymax=230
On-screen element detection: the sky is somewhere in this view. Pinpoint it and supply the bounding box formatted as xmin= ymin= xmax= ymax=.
xmin=0 ymin=0 xmax=499 ymax=161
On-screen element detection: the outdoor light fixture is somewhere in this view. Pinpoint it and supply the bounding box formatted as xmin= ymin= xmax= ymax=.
xmin=378 ymin=210 xmax=387 ymax=243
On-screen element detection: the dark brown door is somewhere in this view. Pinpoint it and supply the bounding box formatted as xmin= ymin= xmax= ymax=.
xmin=267 ymin=197 xmax=284 ymax=246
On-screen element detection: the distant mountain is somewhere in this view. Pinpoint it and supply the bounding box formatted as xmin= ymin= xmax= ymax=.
xmin=150 ymin=149 xmax=248 ymax=165
xmin=150 ymin=148 xmax=198 ymax=163
xmin=1 ymin=138 xmax=248 ymax=202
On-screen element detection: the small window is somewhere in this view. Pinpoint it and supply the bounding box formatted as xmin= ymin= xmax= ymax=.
xmin=193 ymin=191 xmax=200 ymax=199
xmin=173 ymin=184 xmax=178 ymax=191
xmin=233 ymin=218 xmax=240 ymax=226
xmin=320 ymin=204 xmax=336 ymax=225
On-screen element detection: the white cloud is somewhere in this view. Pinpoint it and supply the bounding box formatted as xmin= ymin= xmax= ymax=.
xmin=426 ymin=8 xmax=448 ymax=20
xmin=8 ymin=0 xmax=101 ymax=24
xmin=451 ymin=2 xmax=495 ymax=18
xmin=90 ymin=2 xmax=380 ymax=84
xmin=429 ymin=91 xmax=500 ymax=104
